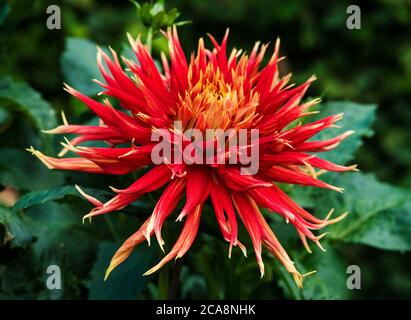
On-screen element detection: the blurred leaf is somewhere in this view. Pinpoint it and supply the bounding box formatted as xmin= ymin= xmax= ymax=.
xmin=0 ymin=77 xmax=57 ymax=130
xmin=0 ymin=249 xmax=46 ymax=299
xmin=87 ymin=241 xmax=155 ymax=300
xmin=319 ymin=173 xmax=411 ymax=251
xmin=300 ymin=246 xmax=351 ymax=299
xmin=0 ymin=106 xmax=12 ymax=133
xmin=0 ymin=205 xmax=32 ymax=248
xmin=0 ymin=115 xmax=41 ymax=149
xmin=312 ymin=101 xmax=377 ymax=164
xmin=0 ymin=1 xmax=10 ymax=26
xmin=25 ymin=201 xmax=99 ymax=271
xmin=189 ymin=233 xmax=279 ymax=299
xmin=61 ymin=38 xmax=103 ymax=96
xmin=131 ymin=0 xmax=188 ymax=33
xmin=0 ymin=148 xmax=63 ymax=190
xmin=26 ymin=202 xmax=79 ymax=256
xmin=24 ymin=201 xmax=100 ymax=299
xmin=180 ymin=266 xmax=207 ymax=299
xmin=283 ymin=184 xmax=317 ymax=208
xmin=0 ymin=106 xmax=10 ymax=122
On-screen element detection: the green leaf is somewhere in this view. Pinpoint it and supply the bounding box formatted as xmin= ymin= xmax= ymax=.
xmin=23 ymin=201 xmax=101 ymax=299
xmin=282 ymin=101 xmax=377 ymax=208
xmin=313 ymin=101 xmax=377 ymax=164
xmin=12 ymin=186 xmax=103 ymax=211
xmin=0 ymin=106 xmax=12 ymax=133
xmin=0 ymin=249 xmax=46 ymax=299
xmin=13 ymin=186 xmax=82 ymax=212
xmin=317 ymin=172 xmax=411 ymax=251
xmin=344 ymin=202 xmax=411 ymax=251
xmin=0 ymin=205 xmax=32 ymax=248
xmin=0 ymin=1 xmax=10 ymax=26
xmin=0 ymin=77 xmax=57 ymax=130
xmin=0 ymin=148 xmax=63 ymax=190
xmin=61 ymin=38 xmax=103 ymax=96
xmin=12 ymin=185 xmax=148 ymax=214
xmin=300 ymin=246 xmax=351 ymax=299
xmin=0 ymin=202 xmax=97 ymax=299
xmin=25 ymin=202 xmax=79 ymax=255
xmin=88 ymin=241 xmax=155 ymax=299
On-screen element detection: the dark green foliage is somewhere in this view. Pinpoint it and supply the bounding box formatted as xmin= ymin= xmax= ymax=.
xmin=61 ymin=38 xmax=104 ymax=96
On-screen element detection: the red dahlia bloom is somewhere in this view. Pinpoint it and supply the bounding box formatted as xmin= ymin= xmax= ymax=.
xmin=29 ymin=27 xmax=356 ymax=287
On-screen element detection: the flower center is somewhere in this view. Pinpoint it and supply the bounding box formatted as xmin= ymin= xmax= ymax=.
xmin=176 ymin=64 xmax=260 ymax=132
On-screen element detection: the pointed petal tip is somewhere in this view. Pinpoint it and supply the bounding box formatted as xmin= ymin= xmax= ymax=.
xmin=26 ymin=148 xmax=55 ymax=170
xmin=159 ymin=243 xmax=165 ymax=253
xmin=82 ymin=214 xmax=93 ymax=224
xmin=109 ymin=186 xmax=121 ymax=193
xmin=337 ymin=187 xmax=345 ymax=193
xmin=63 ymin=83 xmax=73 ymax=92
xmin=142 ymin=268 xmax=154 ymax=277
xmin=345 ymin=130 xmax=355 ymax=136
xmin=228 ymin=244 xmax=233 ymax=259
xmin=175 ymin=210 xmax=187 ymax=222
xmin=258 ymin=262 xmax=265 ymax=279
xmin=327 ymin=211 xmax=348 ymax=225
xmin=104 ymin=267 xmax=112 ymax=282
xmin=25 ymin=146 xmax=35 ymax=154
xmin=143 ymin=230 xmax=151 ymax=247
xmin=292 ymin=273 xmax=304 ymax=289
xmin=308 ymin=74 xmax=317 ymax=82
xmin=315 ymin=240 xmax=326 ymax=252
xmin=350 ymin=164 xmax=360 ymax=171
xmin=291 ymin=270 xmax=317 ymax=288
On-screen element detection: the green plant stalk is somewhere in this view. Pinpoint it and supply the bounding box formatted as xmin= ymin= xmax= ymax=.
xmin=158 ymin=266 xmax=170 ymax=299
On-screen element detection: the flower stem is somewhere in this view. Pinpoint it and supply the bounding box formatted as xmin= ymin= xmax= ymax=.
xmin=158 ymin=267 xmax=170 ymax=299
xmin=103 ymin=215 xmax=120 ymax=243
xmin=167 ymin=259 xmax=182 ymax=299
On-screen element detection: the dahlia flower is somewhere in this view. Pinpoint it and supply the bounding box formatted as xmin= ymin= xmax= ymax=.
xmin=29 ymin=27 xmax=356 ymax=287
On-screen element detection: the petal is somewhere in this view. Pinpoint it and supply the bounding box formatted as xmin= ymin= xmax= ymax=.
xmin=218 ymin=166 xmax=272 ymax=191
xmin=144 ymin=205 xmax=202 ymax=276
xmin=145 ymin=178 xmax=186 ymax=250
xmin=210 ymin=176 xmax=246 ymax=257
xmin=264 ymin=166 xmax=343 ymax=192
xmin=176 ymin=167 xmax=211 ymax=221
xmin=104 ymin=217 xmax=152 ymax=280
xmin=27 ymin=147 xmax=105 ymax=173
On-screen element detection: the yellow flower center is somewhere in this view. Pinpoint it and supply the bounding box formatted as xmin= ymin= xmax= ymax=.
xmin=176 ymin=64 xmax=260 ymax=132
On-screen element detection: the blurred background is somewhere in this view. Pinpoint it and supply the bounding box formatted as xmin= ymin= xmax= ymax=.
xmin=0 ymin=0 xmax=410 ymax=299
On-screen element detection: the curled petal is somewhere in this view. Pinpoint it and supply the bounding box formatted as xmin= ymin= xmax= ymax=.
xmin=218 ymin=166 xmax=272 ymax=191
xmin=104 ymin=218 xmax=152 ymax=280
xmin=210 ymin=176 xmax=246 ymax=257
xmin=27 ymin=147 xmax=105 ymax=173
xmin=145 ymin=178 xmax=186 ymax=250
xmin=144 ymin=205 xmax=202 ymax=276
xmin=176 ymin=167 xmax=211 ymax=221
